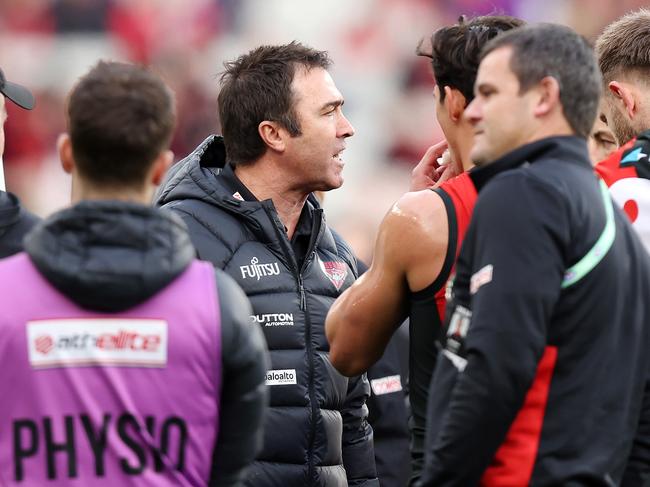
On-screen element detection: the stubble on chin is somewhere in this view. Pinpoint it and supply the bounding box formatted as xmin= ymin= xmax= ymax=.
xmin=609 ymin=107 xmax=638 ymax=145
xmin=470 ymin=148 xmax=489 ymax=167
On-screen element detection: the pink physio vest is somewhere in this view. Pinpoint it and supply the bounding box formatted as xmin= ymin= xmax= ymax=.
xmin=0 ymin=254 xmax=222 ymax=486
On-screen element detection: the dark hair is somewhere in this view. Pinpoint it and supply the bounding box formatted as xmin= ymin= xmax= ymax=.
xmin=218 ymin=41 xmax=331 ymax=165
xmin=596 ymin=8 xmax=650 ymax=83
xmin=482 ymin=23 xmax=602 ymax=138
xmin=421 ymin=15 xmax=524 ymax=104
xmin=67 ymin=60 xmax=175 ymax=188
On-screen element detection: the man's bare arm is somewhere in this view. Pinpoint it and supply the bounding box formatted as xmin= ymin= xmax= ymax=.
xmin=326 ymin=190 xmax=448 ymax=376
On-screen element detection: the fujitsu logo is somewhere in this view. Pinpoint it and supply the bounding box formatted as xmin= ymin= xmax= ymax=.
xmin=240 ymin=257 xmax=281 ymax=280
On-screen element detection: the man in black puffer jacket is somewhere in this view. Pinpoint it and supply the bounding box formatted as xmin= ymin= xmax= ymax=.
xmin=157 ymin=42 xmax=378 ymax=486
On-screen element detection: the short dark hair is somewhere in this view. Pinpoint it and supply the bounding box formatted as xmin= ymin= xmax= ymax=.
xmin=482 ymin=23 xmax=601 ymax=138
xmin=419 ymin=15 xmax=524 ymax=104
xmin=218 ymin=41 xmax=331 ymax=165
xmin=596 ymin=8 xmax=650 ymax=83
xmin=67 ymin=60 xmax=175 ymax=188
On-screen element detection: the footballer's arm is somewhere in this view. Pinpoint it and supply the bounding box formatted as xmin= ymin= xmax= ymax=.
xmin=326 ymin=190 xmax=448 ymax=376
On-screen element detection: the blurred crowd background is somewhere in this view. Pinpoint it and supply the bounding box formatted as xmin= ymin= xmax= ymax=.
xmin=1 ymin=0 xmax=646 ymax=262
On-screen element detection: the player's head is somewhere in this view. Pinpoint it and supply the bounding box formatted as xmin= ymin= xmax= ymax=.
xmin=596 ymin=8 xmax=650 ymax=144
xmin=416 ymin=15 xmax=524 ymax=148
xmin=466 ymin=23 xmax=601 ymax=165
xmin=59 ymin=61 xmax=175 ymax=199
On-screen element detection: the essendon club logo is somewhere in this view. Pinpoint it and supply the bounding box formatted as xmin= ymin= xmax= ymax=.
xmin=318 ymin=258 xmax=348 ymax=291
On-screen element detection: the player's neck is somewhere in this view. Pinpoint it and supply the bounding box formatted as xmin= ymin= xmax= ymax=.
xmin=450 ymin=125 xmax=476 ymax=172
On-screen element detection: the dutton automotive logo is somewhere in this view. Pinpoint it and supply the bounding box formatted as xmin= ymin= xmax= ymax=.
xmin=251 ymin=313 xmax=294 ymax=327
xmin=240 ymin=257 xmax=281 ymax=280
xmin=26 ymin=319 xmax=168 ymax=368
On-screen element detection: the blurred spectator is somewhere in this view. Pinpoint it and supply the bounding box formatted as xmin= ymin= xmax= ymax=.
xmin=52 ymin=0 xmax=109 ymax=33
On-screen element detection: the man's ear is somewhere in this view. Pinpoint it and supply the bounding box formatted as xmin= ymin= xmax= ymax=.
xmin=57 ymin=133 xmax=75 ymax=174
xmin=443 ymin=86 xmax=467 ymax=123
xmin=609 ymin=81 xmax=636 ymax=119
xmin=151 ymin=150 xmax=174 ymax=186
xmin=258 ymin=120 xmax=286 ymax=153
xmin=532 ymin=76 xmax=561 ymax=117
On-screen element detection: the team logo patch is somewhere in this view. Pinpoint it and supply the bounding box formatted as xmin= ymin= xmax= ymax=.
xmin=445 ymin=304 xmax=472 ymax=356
xmin=370 ymin=375 xmax=403 ymax=395
xmin=470 ymin=264 xmax=493 ymax=295
xmin=26 ymin=319 xmax=168 ymax=368
xmin=318 ymin=258 xmax=348 ymax=290
xmin=265 ymin=369 xmax=297 ymax=386
xmin=620 ymin=147 xmax=648 ymax=166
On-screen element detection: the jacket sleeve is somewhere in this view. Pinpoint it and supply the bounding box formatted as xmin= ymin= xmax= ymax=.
xmin=332 ymin=232 xmax=378 ymax=484
xmin=366 ymin=337 xmax=411 ymax=487
xmin=621 ymin=368 xmax=650 ymax=486
xmin=209 ymin=269 xmax=269 ymax=487
xmin=341 ymin=371 xmax=379 ymax=486
xmin=420 ymin=174 xmax=567 ymax=486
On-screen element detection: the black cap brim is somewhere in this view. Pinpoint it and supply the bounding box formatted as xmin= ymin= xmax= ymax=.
xmin=2 ymin=80 xmax=34 ymax=110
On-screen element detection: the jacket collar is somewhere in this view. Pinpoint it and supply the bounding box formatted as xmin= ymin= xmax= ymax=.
xmin=470 ymin=135 xmax=591 ymax=192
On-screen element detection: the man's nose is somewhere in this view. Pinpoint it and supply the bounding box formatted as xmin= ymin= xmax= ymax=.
xmin=464 ymin=98 xmax=481 ymax=123
xmin=339 ymin=113 xmax=355 ymax=138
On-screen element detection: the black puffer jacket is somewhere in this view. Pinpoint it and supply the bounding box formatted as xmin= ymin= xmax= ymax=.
xmin=157 ymin=136 xmax=378 ymax=487
xmin=0 ymin=190 xmax=39 ymax=258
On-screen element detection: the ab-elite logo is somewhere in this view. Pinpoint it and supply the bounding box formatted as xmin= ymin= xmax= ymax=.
xmin=370 ymin=375 xmax=403 ymax=396
xmin=26 ymin=319 xmax=168 ymax=368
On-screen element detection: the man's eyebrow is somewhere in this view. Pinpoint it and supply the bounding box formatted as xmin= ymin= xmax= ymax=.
xmin=321 ymin=99 xmax=344 ymax=111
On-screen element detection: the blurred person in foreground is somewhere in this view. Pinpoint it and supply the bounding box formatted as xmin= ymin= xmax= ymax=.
xmin=0 ymin=61 xmax=268 ymax=486
xmin=595 ymin=9 xmax=650 ymax=251
xmin=156 ymin=43 xmax=378 ymax=486
xmin=325 ymin=15 xmax=523 ymax=484
xmin=0 ymin=68 xmax=37 ymax=258
xmin=419 ymin=23 xmax=650 ymax=486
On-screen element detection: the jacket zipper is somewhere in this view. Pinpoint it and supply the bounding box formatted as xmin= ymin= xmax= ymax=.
xmin=300 ymin=213 xmax=322 ymax=483
xmin=261 ymin=203 xmax=323 ymax=481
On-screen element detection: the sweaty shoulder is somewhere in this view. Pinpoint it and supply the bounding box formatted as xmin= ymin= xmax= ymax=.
xmin=381 ymin=190 xmax=449 ymax=291
xmin=387 ymin=189 xmax=447 ymax=236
